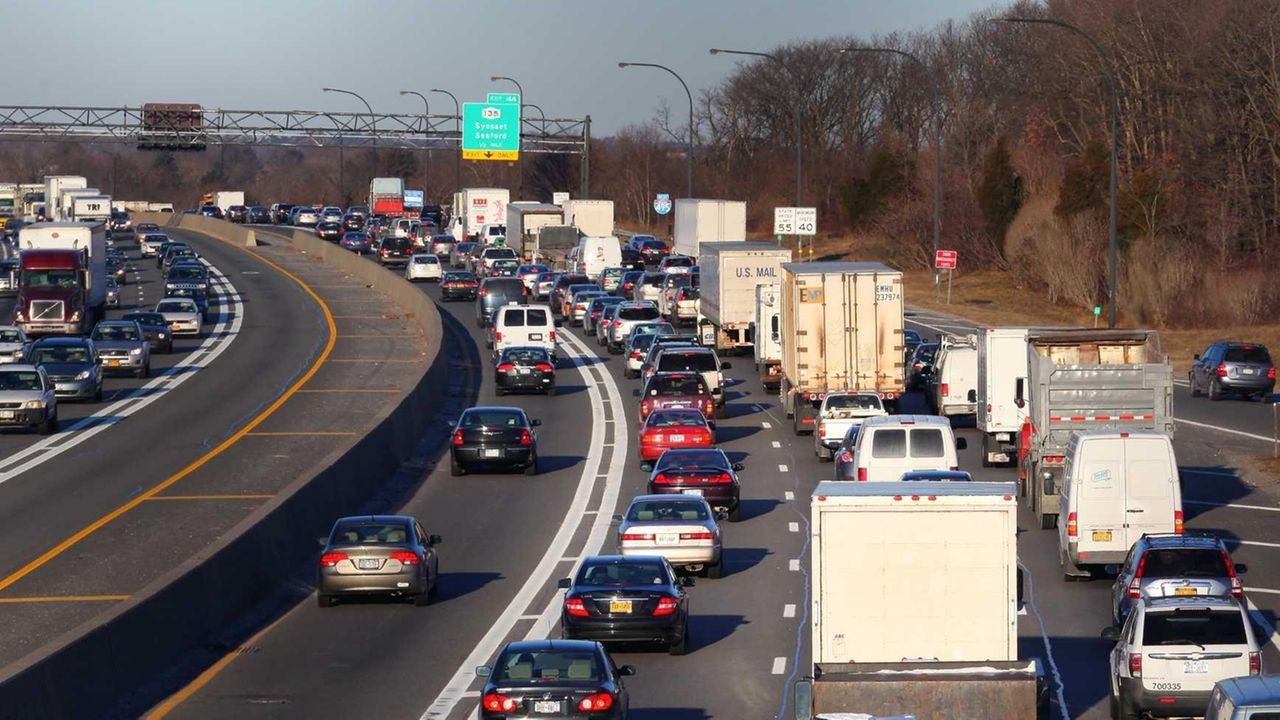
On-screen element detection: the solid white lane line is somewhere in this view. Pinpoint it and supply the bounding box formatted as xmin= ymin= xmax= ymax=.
xmin=1175 ymin=416 xmax=1274 ymax=444
xmin=1185 ymin=500 xmax=1280 ymax=513
xmin=1182 ymin=468 xmax=1239 ymax=477
xmin=1247 ymin=598 xmax=1280 ymax=651
xmin=1017 ymin=561 xmax=1071 ymax=719
xmin=1240 ymin=540 xmax=1280 ymax=549
xmin=771 ymin=657 xmax=786 ymax=675
xmin=778 ymin=464 xmax=789 ymax=473
xmin=784 ymin=491 xmax=795 ymax=501
xmin=788 ymin=522 xmax=799 ymax=533
xmin=789 ymin=559 xmax=800 ymax=572
xmin=783 ymin=604 xmax=796 ymax=618
xmin=1246 ymin=587 xmax=1280 ymax=595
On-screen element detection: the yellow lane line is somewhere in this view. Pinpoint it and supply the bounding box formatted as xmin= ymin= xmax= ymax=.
xmin=0 ymin=595 xmax=129 ymax=604
xmin=0 ymin=246 xmax=337 ymax=596
xmin=146 ymin=495 xmax=276 ymax=501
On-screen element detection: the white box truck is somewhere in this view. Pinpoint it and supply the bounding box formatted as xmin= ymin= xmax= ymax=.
xmin=43 ymin=176 xmax=86 ymax=220
xmin=672 ymin=199 xmax=746 ymax=258
xmin=58 ymin=188 xmax=100 ymax=223
xmin=752 ymin=283 xmax=784 ymax=391
xmin=779 ymin=262 xmax=906 ymax=433
xmin=976 ymin=327 xmax=1036 ymax=467
xmin=453 ymin=188 xmax=510 ymax=241
xmin=212 ymin=191 xmax=245 ymax=214
xmin=561 ymin=199 xmax=614 ymax=237
xmin=696 ymin=241 xmax=790 ymax=351
xmin=70 ymin=195 xmax=112 ymax=224
xmin=795 ymin=481 xmax=1044 ymax=720
xmin=507 ymin=203 xmax=563 ymax=260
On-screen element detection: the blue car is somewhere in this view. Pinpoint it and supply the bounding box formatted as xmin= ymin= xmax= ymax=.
xmin=341 ymin=231 xmax=371 ymax=254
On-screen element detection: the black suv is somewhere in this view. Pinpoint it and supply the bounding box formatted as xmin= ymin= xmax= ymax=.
xmin=1189 ymin=342 xmax=1275 ymax=401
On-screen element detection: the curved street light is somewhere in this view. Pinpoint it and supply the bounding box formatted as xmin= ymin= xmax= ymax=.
xmin=619 ymin=61 xmax=694 ymax=198
xmin=710 ymin=48 xmax=802 ymax=206
xmin=323 ymin=87 xmax=377 ymax=182
xmin=432 ymin=88 xmax=462 ymax=189
xmin=491 ymin=76 xmax=527 ymax=197
xmin=398 ymin=90 xmax=430 ymax=129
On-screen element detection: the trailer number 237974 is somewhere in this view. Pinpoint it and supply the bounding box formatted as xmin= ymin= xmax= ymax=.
xmin=875 ymin=284 xmax=900 ymax=303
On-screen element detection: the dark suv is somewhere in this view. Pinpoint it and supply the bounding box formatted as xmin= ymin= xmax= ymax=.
xmin=1189 ymin=342 xmax=1275 ymax=401
xmin=1109 ymin=531 xmax=1246 ymax=624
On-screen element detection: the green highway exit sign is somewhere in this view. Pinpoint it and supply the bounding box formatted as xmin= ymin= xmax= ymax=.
xmin=462 ymin=98 xmax=521 ymax=161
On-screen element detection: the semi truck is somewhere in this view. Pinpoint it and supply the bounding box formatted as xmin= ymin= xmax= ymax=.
xmin=507 ymin=203 xmax=563 ymax=261
xmin=795 ymin=481 xmax=1045 ymax=720
xmin=752 ymin=283 xmax=784 ymax=391
xmin=0 ymin=183 xmax=16 ymax=217
xmin=368 ymin=177 xmax=406 ymax=216
xmin=778 ymin=262 xmax=906 ymax=434
xmin=451 ymin=188 xmax=510 ymax=241
xmin=1020 ymin=329 xmax=1174 ymax=529
xmin=69 ymin=195 xmax=112 ymax=225
xmin=672 ymin=199 xmax=746 ymax=258
xmin=43 ymin=176 xmax=86 ymax=220
xmin=560 ymin=199 xmax=614 ymax=237
xmin=15 ymin=222 xmax=108 ymax=336
xmin=696 ymin=242 xmax=791 ymax=352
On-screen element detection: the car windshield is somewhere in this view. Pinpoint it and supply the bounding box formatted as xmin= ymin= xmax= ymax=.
xmin=461 ymin=410 xmax=525 ymax=428
xmin=1141 ymin=549 xmax=1231 ymax=578
xmin=826 ymin=394 xmax=884 ymax=412
xmin=123 ymin=313 xmax=165 ymax=326
xmin=413 ymin=255 xmax=438 ymax=264
xmin=32 ymin=346 xmax=90 ymax=364
xmin=444 ymin=272 xmax=476 ymax=282
xmin=158 ymin=300 xmax=197 ymax=313
xmin=658 ymin=352 xmax=717 ymax=373
xmin=630 ymin=334 xmax=658 ymax=351
xmin=502 ymin=348 xmax=551 ymax=364
xmin=619 ymin=307 xmax=660 ymax=321
xmin=634 ymin=323 xmax=674 ymax=335
xmin=649 ymin=375 xmax=708 ymax=396
xmin=648 ymin=410 xmax=706 ymax=427
xmin=329 ymin=521 xmax=411 ymax=546
xmin=493 ymin=649 xmax=602 ymax=684
xmin=664 ymin=256 xmax=694 ymax=267
xmin=92 ymin=325 xmax=140 ymax=341
xmin=577 ymin=560 xmax=666 ymax=587
xmin=0 ymin=329 xmax=22 ymax=343
xmin=1225 ymin=346 xmax=1271 ymax=363
xmin=169 ymin=267 xmax=205 ymax=280
xmin=1143 ymin=608 xmax=1246 ymax=646
xmin=627 ymin=499 xmax=709 ymax=522
xmin=655 ymin=449 xmax=727 ymax=471
xmin=485 ymin=248 xmax=517 ymax=259
xmin=678 ymin=288 xmax=700 ymax=300
xmin=0 ymin=371 xmax=40 ymax=391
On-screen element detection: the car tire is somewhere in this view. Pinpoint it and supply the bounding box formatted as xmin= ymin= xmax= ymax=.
xmin=728 ymin=504 xmax=741 ymax=522
xmin=495 ymin=386 xmax=505 ymax=397
xmin=715 ymin=405 xmax=726 ymax=420
xmin=706 ymin=558 xmax=723 ymax=579
xmin=317 ymin=594 xmax=335 ymax=608
xmin=525 ymin=455 xmax=538 ymax=476
xmin=450 ymin=454 xmax=466 ymax=476
xmin=38 ymin=413 xmax=56 ymax=436
xmin=413 ymin=589 xmax=430 ymax=607
xmin=93 ymin=386 xmax=103 ymax=403
xmin=1208 ymin=379 xmax=1222 ymax=401
xmin=668 ymin=626 xmax=688 ymax=656
xmin=138 ymin=363 xmax=150 ymax=379
xmin=545 ymin=385 xmax=556 ymax=397
xmin=816 ymin=445 xmax=832 ymax=462
xmin=1188 ymin=373 xmax=1201 ymax=397
xmin=624 ymin=368 xmax=636 ymax=379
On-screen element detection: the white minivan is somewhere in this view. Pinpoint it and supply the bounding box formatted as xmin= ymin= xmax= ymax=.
xmin=491 ymin=304 xmax=556 ymax=358
xmin=573 ymin=236 xmax=622 ymax=279
xmin=1058 ymin=430 xmax=1182 ymax=577
xmin=931 ymin=342 xmax=978 ymax=417
xmin=848 ymin=415 xmax=967 ymax=482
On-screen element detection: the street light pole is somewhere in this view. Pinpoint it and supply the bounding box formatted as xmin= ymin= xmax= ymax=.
xmin=400 ymin=90 xmax=431 ymax=200
xmin=993 ymin=16 xmax=1119 ymax=329
xmin=840 ymin=47 xmax=943 ymax=285
xmin=431 ymin=88 xmax=461 ymax=190
xmin=710 ymin=48 xmax=802 ymax=206
xmin=323 ymin=87 xmax=378 ymax=187
xmin=491 ymin=75 xmax=526 ymax=199
xmin=618 ymin=61 xmax=695 ymax=198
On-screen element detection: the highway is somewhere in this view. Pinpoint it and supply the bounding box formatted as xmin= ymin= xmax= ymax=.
xmin=150 ymin=257 xmax=1280 ymax=720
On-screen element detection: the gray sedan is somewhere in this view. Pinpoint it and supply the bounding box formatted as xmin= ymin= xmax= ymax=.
xmin=317 ymin=515 xmax=441 ymax=607
xmin=28 ymin=337 xmax=103 ymax=402
xmin=0 ymin=365 xmax=57 ymax=434
xmin=0 ymin=325 xmax=29 ymax=364
xmin=90 ymin=320 xmax=151 ymax=378
xmin=155 ymin=298 xmax=202 ymax=338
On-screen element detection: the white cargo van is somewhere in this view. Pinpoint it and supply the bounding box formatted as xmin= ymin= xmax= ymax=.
xmin=491 ymin=304 xmax=556 ymax=358
xmin=849 ymin=415 xmax=966 ymax=482
xmin=572 ymin=236 xmax=620 ymax=279
xmin=1058 ymin=430 xmax=1182 ymax=577
xmin=931 ymin=340 xmax=978 ymax=417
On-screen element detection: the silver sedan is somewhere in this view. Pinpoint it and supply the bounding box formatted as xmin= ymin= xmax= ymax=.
xmin=615 ymin=494 xmax=724 ymax=578
xmin=155 ymin=298 xmax=202 ymax=338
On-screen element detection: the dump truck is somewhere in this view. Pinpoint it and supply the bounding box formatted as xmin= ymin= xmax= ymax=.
xmin=1019 ymin=329 xmax=1174 ymax=529
xmin=696 ymin=241 xmax=791 ymax=351
xmin=778 ymin=262 xmax=906 ymax=434
xmin=795 ymin=481 xmax=1045 ymax=720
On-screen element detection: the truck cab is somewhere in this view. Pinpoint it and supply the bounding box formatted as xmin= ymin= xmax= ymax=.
xmin=15 ymin=223 xmax=107 ymax=337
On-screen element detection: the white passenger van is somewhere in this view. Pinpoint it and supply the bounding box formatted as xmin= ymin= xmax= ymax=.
xmin=1058 ymin=430 xmax=1182 ymax=577
xmin=491 ymin=304 xmax=556 ymax=358
xmin=848 ymin=415 xmax=967 ymax=482
xmin=571 ymin=236 xmax=621 ymax=279
xmin=931 ymin=341 xmax=978 ymax=417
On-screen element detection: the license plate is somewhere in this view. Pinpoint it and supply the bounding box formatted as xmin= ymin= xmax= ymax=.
xmin=1091 ymin=530 xmax=1113 ymax=542
xmin=483 ymin=448 xmax=501 ymax=458
xmin=682 ymin=488 xmax=703 ymax=496
xmin=517 ymin=367 xmax=530 ymax=375
xmin=0 ymin=410 xmax=14 ymax=419
xmin=1174 ymin=587 xmax=1198 ymax=596
xmin=171 ymin=323 xmax=182 ymax=330
xmin=669 ymin=434 xmax=685 ymax=442
xmin=356 ymin=558 xmax=381 ymax=570
xmin=529 ymin=333 xmax=542 ymax=341
xmin=658 ymin=533 xmax=679 ymax=545
xmin=533 ymin=701 xmax=561 ymax=713
xmin=107 ymin=359 xmax=120 ymax=367
xmin=1183 ymin=660 xmax=1209 ymax=674
xmin=609 ymin=599 xmax=632 ymax=614
xmin=1243 ymin=368 xmax=1256 ymax=375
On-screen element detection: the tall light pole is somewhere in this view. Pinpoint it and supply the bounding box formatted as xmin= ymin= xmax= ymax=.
xmin=398 ymin=90 xmax=429 ymax=127
xmin=323 ymin=87 xmax=377 ymax=191
xmin=491 ymin=75 xmax=526 ymax=198
xmin=431 ymin=88 xmax=461 ymax=190
xmin=710 ymin=47 xmax=802 ymax=206
xmin=619 ymin=61 xmax=695 ymax=198
xmin=840 ymin=47 xmax=943 ymax=285
xmin=993 ymin=16 xmax=1119 ymax=328
xmin=400 ymin=90 xmax=431 ymax=199
xmin=522 ymin=103 xmax=546 ymax=125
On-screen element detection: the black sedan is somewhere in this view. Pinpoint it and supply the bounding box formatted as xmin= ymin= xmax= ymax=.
xmin=559 ymin=555 xmax=691 ymax=655
xmin=315 ymin=221 xmax=343 ymax=242
xmin=316 ymin=514 xmax=441 ymax=607
xmin=646 ymin=448 xmax=743 ymax=521
xmin=246 ymin=206 xmax=272 ymax=224
xmin=121 ymin=311 xmax=174 ymax=354
xmin=441 ymin=271 xmax=479 ymax=301
xmin=495 ymin=346 xmax=556 ymax=397
xmin=450 ymin=406 xmax=540 ymax=476
xmin=478 ymin=639 xmax=634 ymax=719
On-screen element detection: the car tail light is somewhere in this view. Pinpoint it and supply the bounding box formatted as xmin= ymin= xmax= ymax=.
xmin=479 ymin=288 xmax=487 ymax=297
xmin=564 ymin=597 xmax=589 ymax=617
xmin=680 ymin=532 xmax=714 ymax=540
xmin=531 ymin=362 xmax=554 ymax=373
xmin=1269 ymin=366 xmax=1277 ymax=380
xmin=1250 ymin=651 xmax=1261 ymax=674
xmin=640 ymin=430 xmax=656 ymax=444
xmin=913 ymin=362 xmax=923 ymax=371
xmin=1129 ymin=653 xmax=1142 ymax=677
xmin=652 ymin=472 xmax=675 ymax=485
xmin=578 ymin=692 xmax=614 ymax=712
xmin=630 ymin=350 xmax=644 ymax=359
xmin=702 ymin=398 xmax=714 ymax=414
xmin=818 ymin=422 xmax=826 ymax=436
xmin=519 ymin=429 xmax=533 ymax=446
xmin=941 ymin=383 xmax=950 ymax=397
xmin=389 ymin=550 xmax=418 ymax=565
xmin=1217 ymin=362 xmax=1228 ymax=377
xmin=1174 ymin=510 xmax=1184 ymax=535
xmin=549 ymin=330 xmax=556 ymax=341
xmin=709 ymin=472 xmax=733 ymax=484
xmin=494 ymin=331 xmax=502 ymax=342
xmin=1043 ymin=455 xmax=1066 ymax=466
xmin=452 ymin=429 xmax=465 ymax=447
xmin=496 ymin=362 xmax=515 ymax=373
xmin=838 ymin=450 xmax=853 ymax=463
xmin=1128 ymin=552 xmax=1148 ymax=598
xmin=857 ymin=467 xmax=867 ymax=481
xmin=621 ymin=532 xmax=654 ymax=541
xmin=319 ymin=551 xmax=348 ymax=567
xmin=482 ymin=692 xmax=518 ymax=713
xmin=698 ymin=430 xmax=713 ymax=445
xmin=653 ymin=596 xmax=679 ymax=616
xmin=640 ymin=399 xmax=652 ymax=417
xmin=1222 ymin=549 xmax=1244 ymax=598
xmin=1067 ymin=512 xmax=1078 ymax=538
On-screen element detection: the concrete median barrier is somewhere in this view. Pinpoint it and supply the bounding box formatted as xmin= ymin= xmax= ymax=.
xmin=0 ymin=218 xmax=449 ymax=718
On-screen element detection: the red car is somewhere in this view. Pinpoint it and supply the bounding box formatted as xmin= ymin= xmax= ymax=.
xmin=638 ymin=408 xmax=714 ymax=463
xmin=638 ymin=372 xmax=715 ymax=422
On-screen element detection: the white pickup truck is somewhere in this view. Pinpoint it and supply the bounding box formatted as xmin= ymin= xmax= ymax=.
xmin=813 ymin=391 xmax=888 ymax=461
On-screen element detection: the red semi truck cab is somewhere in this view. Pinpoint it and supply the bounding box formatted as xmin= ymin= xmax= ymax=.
xmin=15 ymin=249 xmax=93 ymax=336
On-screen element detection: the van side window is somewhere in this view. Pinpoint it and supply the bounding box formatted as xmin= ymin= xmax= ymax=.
xmin=910 ymin=429 xmax=945 ymax=458
xmin=871 ymin=430 xmax=907 ymax=459
xmin=503 ymin=310 xmax=525 ymax=326
xmin=526 ymin=308 xmax=549 ymax=325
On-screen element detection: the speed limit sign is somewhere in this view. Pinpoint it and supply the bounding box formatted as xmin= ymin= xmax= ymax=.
xmin=773 ymin=207 xmax=816 ymax=236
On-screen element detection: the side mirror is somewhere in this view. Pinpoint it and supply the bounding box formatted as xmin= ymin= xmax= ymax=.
xmin=316 ymin=537 xmax=329 ymax=547
xmin=640 ymin=462 xmax=654 ymax=472
xmin=732 ymin=463 xmax=744 ymax=471
xmin=681 ymin=576 xmax=696 ymax=587
xmin=530 ymin=418 xmax=542 ymax=427
xmin=475 ymin=665 xmax=492 ymax=677
xmin=1100 ymin=626 xmax=1121 ymax=642
xmin=429 ymin=534 xmax=443 ymax=545
xmin=1236 ymin=563 xmax=1249 ymax=575
xmin=611 ymin=514 xmax=623 ymax=523
xmin=1014 ymin=398 xmax=1026 ymax=409
xmin=967 ymin=389 xmax=977 ymax=403
xmin=632 ymin=388 xmax=640 ymax=397
xmin=445 ymin=418 xmax=458 ymax=428
xmin=1193 ymin=353 xmax=1200 ymax=361
xmin=556 ymin=578 xmax=571 ymax=589
xmin=618 ymin=664 xmax=637 ymax=677
xmin=720 ymin=361 xmax=733 ymax=369
xmin=771 ymin=333 xmax=780 ymax=343
xmin=955 ymin=437 xmax=968 ymax=450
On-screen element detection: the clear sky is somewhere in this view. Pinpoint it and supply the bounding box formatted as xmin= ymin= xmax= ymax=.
xmin=14 ymin=0 xmax=998 ymax=135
